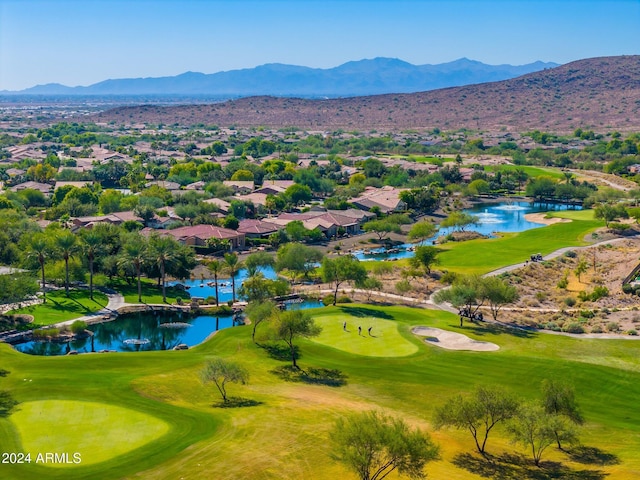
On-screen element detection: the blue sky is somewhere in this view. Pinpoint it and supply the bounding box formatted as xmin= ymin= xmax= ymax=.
xmin=0 ymin=0 xmax=638 ymax=90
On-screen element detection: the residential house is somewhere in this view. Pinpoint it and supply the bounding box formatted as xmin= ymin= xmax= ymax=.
xmin=150 ymin=224 xmax=245 ymax=250
xmin=223 ymin=180 xmax=254 ymax=194
xmin=350 ymin=186 xmax=406 ymax=214
xmin=237 ymin=219 xmax=282 ymax=238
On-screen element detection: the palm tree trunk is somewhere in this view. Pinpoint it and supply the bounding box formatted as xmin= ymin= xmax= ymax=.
xmin=231 ymin=273 xmax=236 ymax=302
xmin=40 ymin=260 xmax=46 ymax=303
xmin=89 ymin=258 xmax=94 ymax=300
xmin=161 ymin=261 xmax=166 ymax=303
xmin=64 ymin=256 xmax=70 ymax=296
xmin=214 ymin=271 xmax=219 ymax=307
xmin=136 ymin=264 xmax=142 ymax=302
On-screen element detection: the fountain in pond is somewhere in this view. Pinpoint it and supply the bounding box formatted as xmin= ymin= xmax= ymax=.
xmin=123 ymin=338 xmax=150 ymax=345
xmin=158 ymin=322 xmax=192 ymax=329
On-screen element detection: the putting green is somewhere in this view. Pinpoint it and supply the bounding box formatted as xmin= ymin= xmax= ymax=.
xmin=311 ymin=314 xmax=418 ymax=357
xmin=11 ymin=400 xmax=169 ymax=467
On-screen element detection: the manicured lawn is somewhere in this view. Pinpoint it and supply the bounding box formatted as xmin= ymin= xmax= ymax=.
xmin=2 ymin=302 xmax=640 ymax=479
xmin=11 ymin=400 xmax=169 ymax=467
xmin=9 ymin=290 xmax=108 ymax=325
xmin=109 ymin=278 xmax=190 ymax=305
xmin=485 ymin=164 xmax=566 ymax=180
xmin=311 ymin=308 xmax=419 ymax=357
xmin=437 ymin=217 xmax=602 ymax=274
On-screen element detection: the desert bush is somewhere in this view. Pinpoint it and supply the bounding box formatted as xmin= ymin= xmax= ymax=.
xmin=33 ymin=328 xmax=60 ymax=339
xmin=564 ymin=322 xmax=585 ymax=334
xmin=545 ymin=322 xmax=561 ymax=331
xmin=590 ymin=325 xmax=604 ymax=333
xmin=535 ymin=291 xmax=547 ymax=301
xmin=606 ymin=321 xmax=620 ymax=332
xmin=322 ymin=294 xmax=335 ymax=306
xmin=580 ymin=310 xmax=595 ymax=318
xmin=622 ymin=284 xmax=633 ymax=294
xmin=564 ymin=250 xmax=577 ymax=258
xmin=627 ymin=329 xmax=638 ymax=336
xmin=395 ymin=280 xmax=411 ymax=294
xmin=557 ymin=277 xmax=568 ymax=289
xmin=564 ymin=297 xmax=576 ymax=307
xmin=336 ymin=296 xmax=353 ymax=304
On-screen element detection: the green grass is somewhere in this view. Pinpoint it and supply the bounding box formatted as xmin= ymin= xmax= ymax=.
xmin=437 ymin=217 xmax=602 ymax=274
xmin=310 ymin=308 xmax=418 ymax=357
xmin=550 ymin=208 xmax=597 ymax=221
xmin=2 ymin=304 xmax=640 ymax=479
xmin=11 ymin=400 xmax=169 ymax=467
xmin=485 ymin=164 xmax=566 ymax=180
xmin=109 ymin=278 xmax=190 ymax=305
xmin=9 ymin=290 xmax=108 ymax=325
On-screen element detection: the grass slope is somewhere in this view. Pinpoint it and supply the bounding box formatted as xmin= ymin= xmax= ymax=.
xmin=438 ymin=217 xmax=602 ymax=274
xmin=9 ymin=290 xmax=108 ymax=325
xmin=2 ymin=304 xmax=640 ymax=479
xmin=12 ymin=400 xmax=169 ymax=467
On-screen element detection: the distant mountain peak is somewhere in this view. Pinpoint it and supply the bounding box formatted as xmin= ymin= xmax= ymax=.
xmin=6 ymin=58 xmax=560 ymax=97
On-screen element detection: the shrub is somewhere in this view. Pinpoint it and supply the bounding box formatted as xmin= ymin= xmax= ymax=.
xmin=564 ymin=250 xmax=577 ymax=258
xmin=580 ymin=310 xmax=595 ymax=319
xmin=564 ymin=297 xmax=576 ymax=307
xmin=590 ymin=325 xmax=604 ymax=333
xmin=535 ymin=291 xmax=547 ymax=302
xmin=545 ymin=322 xmax=561 ymax=331
xmin=395 ymin=280 xmax=411 ymax=294
xmin=70 ymin=320 xmax=87 ymax=335
xmin=606 ymin=321 xmax=620 ymax=332
xmin=439 ymin=271 xmax=458 ymax=285
xmin=622 ymin=284 xmax=633 ymax=294
xmin=557 ymin=277 xmax=568 ymax=289
xmin=591 ymin=286 xmax=609 ymax=301
xmin=336 ymin=296 xmax=353 ymax=304
xmin=627 ymin=329 xmax=638 ymax=336
xmin=322 ymin=294 xmax=335 ymax=306
xmin=32 ymin=328 xmax=60 ymax=339
xmin=564 ymin=322 xmax=585 ymax=334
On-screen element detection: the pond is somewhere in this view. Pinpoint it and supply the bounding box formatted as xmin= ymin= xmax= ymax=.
xmin=13 ymin=299 xmax=325 ymax=356
xmin=353 ymin=200 xmax=580 ymax=261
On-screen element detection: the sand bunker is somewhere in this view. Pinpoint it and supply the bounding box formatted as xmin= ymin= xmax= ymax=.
xmin=412 ymin=327 xmax=499 ymax=351
xmin=524 ymin=213 xmax=571 ymax=226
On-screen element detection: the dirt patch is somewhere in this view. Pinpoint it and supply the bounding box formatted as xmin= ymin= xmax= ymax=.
xmin=412 ymin=326 xmax=500 ymax=351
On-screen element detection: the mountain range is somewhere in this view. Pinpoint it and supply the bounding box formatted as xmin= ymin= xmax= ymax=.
xmin=5 ymin=57 xmax=558 ymax=97
xmin=90 ymin=56 xmax=640 ymax=133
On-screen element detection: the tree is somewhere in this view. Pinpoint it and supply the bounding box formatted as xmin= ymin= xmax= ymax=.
xmin=541 ymin=379 xmax=583 ymax=449
xmin=363 ymin=219 xmax=402 ymax=241
xmin=407 ymin=221 xmax=437 ymax=245
xmin=411 ymin=246 xmax=440 ymax=274
xmin=223 ymin=252 xmax=243 ymax=302
xmin=574 ymin=258 xmax=588 ymax=283
xmin=245 ymin=251 xmax=275 ymax=277
xmin=594 ymin=203 xmax=628 ymax=227
xmin=434 ymin=386 xmax=520 ymax=456
xmin=434 ymin=274 xmax=486 ymax=326
xmin=270 ymin=310 xmax=321 ymax=369
xmin=508 ymin=404 xmax=556 ymax=467
xmin=55 ymin=230 xmax=78 ymax=296
xmin=331 ymin=410 xmax=439 ymax=480
xmin=245 ymin=300 xmax=277 ymax=343
xmin=121 ymin=234 xmax=148 ymax=303
xmin=483 ymin=276 xmax=519 ymax=321
xmin=275 ymin=243 xmax=323 ymax=282
xmin=239 ymin=273 xmax=289 ymax=303
xmin=149 ymin=235 xmax=179 ymax=303
xmin=27 ymin=234 xmax=50 ymax=303
xmin=80 ymin=231 xmax=103 ymax=300
xmin=284 ymin=184 xmax=312 ymax=205
xmin=207 ymin=259 xmax=223 ymax=306
xmin=133 ymin=204 xmax=156 ymax=227
xmin=200 ymin=358 xmax=249 ymax=404
xmin=441 ymin=212 xmax=480 ymax=232
xmin=321 ymin=255 xmax=368 ymax=306
xmin=361 ymin=277 xmax=383 ymax=302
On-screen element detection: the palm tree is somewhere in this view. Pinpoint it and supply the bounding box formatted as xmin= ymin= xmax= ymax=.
xmin=55 ymin=230 xmax=78 ymax=296
xmin=149 ymin=235 xmax=178 ymax=303
xmin=27 ymin=235 xmax=50 ymax=303
xmin=121 ymin=235 xmax=148 ymax=303
xmin=207 ymin=259 xmax=223 ymax=307
xmin=223 ymin=252 xmax=244 ymax=303
xmin=81 ymin=231 xmax=102 ymax=300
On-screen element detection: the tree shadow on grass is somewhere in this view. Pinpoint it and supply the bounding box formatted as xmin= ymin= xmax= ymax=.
xmin=566 ymin=446 xmax=620 ymax=466
xmin=261 ymin=343 xmax=299 ymax=362
xmin=270 ymin=365 xmax=348 ymax=387
xmin=453 ymin=452 xmax=607 ymax=480
xmin=213 ymin=397 xmax=263 ymax=408
xmin=338 ymin=306 xmax=393 ymax=319
xmin=456 ymin=321 xmax=538 ymax=339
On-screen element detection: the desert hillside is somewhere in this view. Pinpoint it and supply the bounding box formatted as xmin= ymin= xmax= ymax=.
xmin=91 ymin=55 xmax=640 ymax=132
